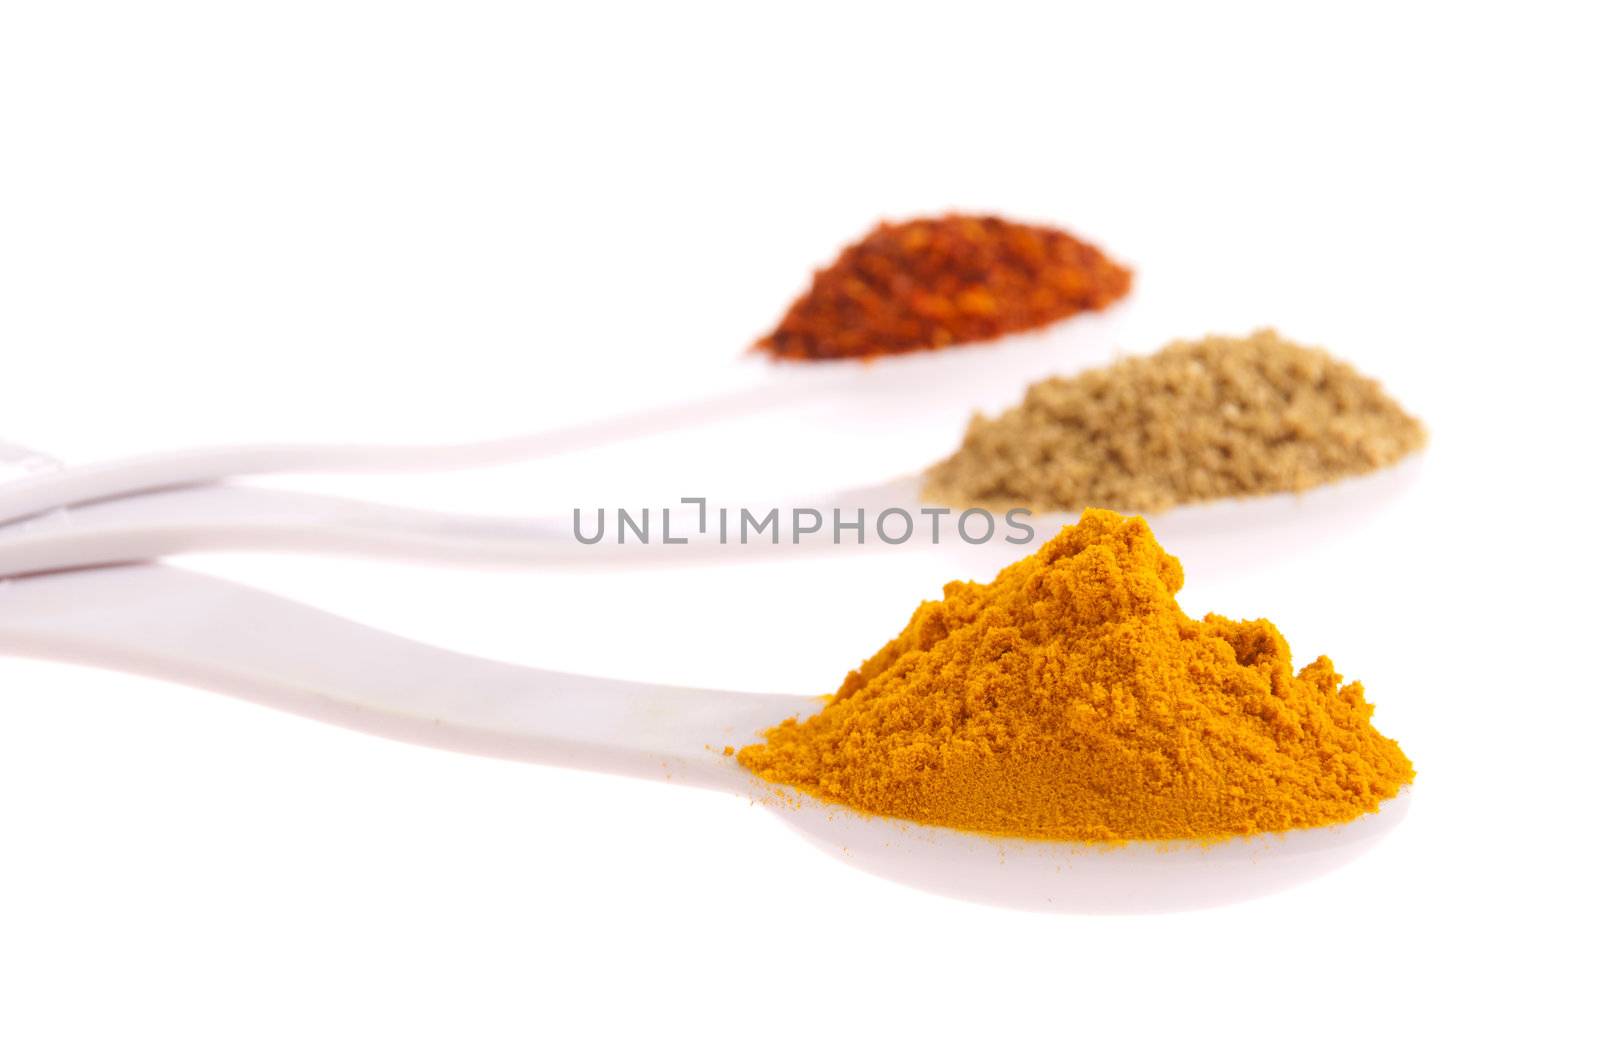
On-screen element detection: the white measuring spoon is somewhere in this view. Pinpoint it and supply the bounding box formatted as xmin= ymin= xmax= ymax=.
xmin=0 ymin=446 xmax=1425 ymax=580
xmin=0 ymin=560 xmax=1409 ymax=912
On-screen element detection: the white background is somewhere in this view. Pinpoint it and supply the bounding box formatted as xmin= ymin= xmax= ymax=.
xmin=2 ymin=2 xmax=1596 ymax=1039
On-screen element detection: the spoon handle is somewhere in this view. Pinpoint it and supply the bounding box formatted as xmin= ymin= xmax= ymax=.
xmin=0 ymin=477 xmax=926 ymax=577
xmin=0 ymin=366 xmax=854 ymax=525
xmin=0 ymin=485 xmax=581 ymax=575
xmin=0 ymin=563 xmax=811 ymax=790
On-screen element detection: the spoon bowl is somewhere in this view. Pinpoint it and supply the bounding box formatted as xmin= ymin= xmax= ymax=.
xmin=756 ymin=783 xmax=1410 ymax=913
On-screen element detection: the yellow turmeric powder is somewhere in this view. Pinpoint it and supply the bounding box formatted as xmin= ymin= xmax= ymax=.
xmin=739 ymin=510 xmax=1413 ymax=842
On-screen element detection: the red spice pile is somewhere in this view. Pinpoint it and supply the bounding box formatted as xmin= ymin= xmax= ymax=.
xmin=755 ymin=214 xmax=1132 ymax=361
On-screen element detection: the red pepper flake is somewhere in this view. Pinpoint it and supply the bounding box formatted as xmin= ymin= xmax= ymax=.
xmin=755 ymin=214 xmax=1132 ymax=361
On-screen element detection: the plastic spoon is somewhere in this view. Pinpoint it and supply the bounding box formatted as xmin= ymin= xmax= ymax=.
xmin=0 ymin=445 xmax=1426 ymax=579
xmin=0 ymin=560 xmax=1409 ymax=912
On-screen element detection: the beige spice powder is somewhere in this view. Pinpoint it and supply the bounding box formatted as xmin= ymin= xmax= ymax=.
xmin=923 ymin=329 xmax=1426 ymax=514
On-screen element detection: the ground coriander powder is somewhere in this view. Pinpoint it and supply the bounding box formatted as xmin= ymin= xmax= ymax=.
xmin=923 ymin=329 xmax=1426 ymax=514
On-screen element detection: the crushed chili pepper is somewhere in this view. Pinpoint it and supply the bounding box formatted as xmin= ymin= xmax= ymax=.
xmin=755 ymin=214 xmax=1132 ymax=361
